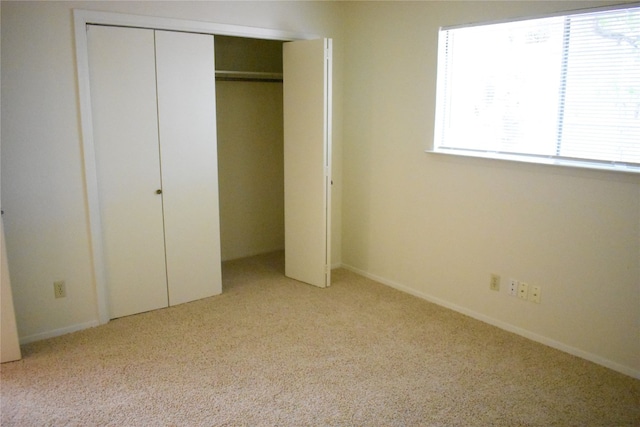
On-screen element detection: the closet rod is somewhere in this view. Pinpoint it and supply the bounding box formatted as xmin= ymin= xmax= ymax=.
xmin=215 ymin=70 xmax=283 ymax=82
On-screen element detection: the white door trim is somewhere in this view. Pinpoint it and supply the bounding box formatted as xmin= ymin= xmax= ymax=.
xmin=73 ymin=9 xmax=317 ymax=324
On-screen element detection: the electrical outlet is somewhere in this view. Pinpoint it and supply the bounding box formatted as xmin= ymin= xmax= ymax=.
xmin=529 ymin=285 xmax=541 ymax=303
xmin=490 ymin=274 xmax=500 ymax=291
xmin=518 ymin=282 xmax=529 ymax=300
xmin=53 ymin=280 xmax=66 ymax=298
xmin=508 ymin=279 xmax=518 ymax=296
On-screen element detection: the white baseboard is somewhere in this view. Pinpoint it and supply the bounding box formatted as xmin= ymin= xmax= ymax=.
xmin=341 ymin=263 xmax=640 ymax=380
xmin=17 ymin=266 xmax=639 ymax=379
xmin=19 ymin=320 xmax=100 ymax=345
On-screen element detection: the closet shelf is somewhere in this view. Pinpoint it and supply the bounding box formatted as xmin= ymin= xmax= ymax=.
xmin=215 ymin=70 xmax=283 ymax=82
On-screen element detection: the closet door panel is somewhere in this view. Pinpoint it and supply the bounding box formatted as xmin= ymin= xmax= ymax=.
xmin=1 ymin=218 xmax=21 ymax=362
xmin=87 ymin=25 xmax=169 ymax=318
xmin=283 ymin=39 xmax=332 ymax=288
xmin=155 ymin=31 xmax=222 ymax=305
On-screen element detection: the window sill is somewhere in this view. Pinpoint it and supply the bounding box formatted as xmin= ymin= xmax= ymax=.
xmin=427 ymin=148 xmax=640 ymax=175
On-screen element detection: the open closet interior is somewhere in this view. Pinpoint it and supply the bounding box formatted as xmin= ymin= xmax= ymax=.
xmin=214 ymin=36 xmax=287 ymax=263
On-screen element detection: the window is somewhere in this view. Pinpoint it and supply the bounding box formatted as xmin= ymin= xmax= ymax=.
xmin=433 ymin=4 xmax=640 ymax=173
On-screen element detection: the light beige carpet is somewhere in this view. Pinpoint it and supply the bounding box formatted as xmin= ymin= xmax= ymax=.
xmin=1 ymin=251 xmax=639 ymax=426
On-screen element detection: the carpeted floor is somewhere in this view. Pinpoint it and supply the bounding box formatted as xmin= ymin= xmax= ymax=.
xmin=1 ymin=251 xmax=639 ymax=426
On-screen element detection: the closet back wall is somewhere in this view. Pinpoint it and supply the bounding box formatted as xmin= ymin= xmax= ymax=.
xmin=215 ymin=37 xmax=285 ymax=261
xmin=216 ymin=83 xmax=284 ymax=261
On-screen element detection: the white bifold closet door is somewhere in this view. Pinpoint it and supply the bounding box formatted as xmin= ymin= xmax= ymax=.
xmin=154 ymin=31 xmax=222 ymax=307
xmin=88 ymin=25 xmax=221 ymax=319
xmin=283 ymin=39 xmax=332 ymax=288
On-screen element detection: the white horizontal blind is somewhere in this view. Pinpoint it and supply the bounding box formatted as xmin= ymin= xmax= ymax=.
xmin=434 ymin=5 xmax=640 ymax=172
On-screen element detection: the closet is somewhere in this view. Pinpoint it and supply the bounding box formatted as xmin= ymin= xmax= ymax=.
xmin=79 ymin=10 xmax=332 ymax=322
xmin=87 ymin=26 xmax=222 ymax=319
xmin=214 ymin=36 xmax=333 ymax=289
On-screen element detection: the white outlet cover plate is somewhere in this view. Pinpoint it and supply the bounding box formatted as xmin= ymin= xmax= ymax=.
xmin=529 ymin=285 xmax=541 ymax=303
xmin=518 ymin=282 xmax=529 ymax=299
xmin=508 ymin=279 xmax=519 ymax=296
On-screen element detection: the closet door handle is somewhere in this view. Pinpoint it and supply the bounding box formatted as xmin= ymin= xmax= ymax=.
xmin=156 ymin=189 xmax=163 ymax=195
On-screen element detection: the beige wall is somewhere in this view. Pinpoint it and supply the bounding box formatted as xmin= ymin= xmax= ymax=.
xmin=341 ymin=1 xmax=639 ymax=377
xmin=0 ymin=1 xmax=344 ymax=341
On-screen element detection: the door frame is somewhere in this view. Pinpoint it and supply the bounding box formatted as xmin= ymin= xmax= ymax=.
xmin=73 ymin=9 xmax=320 ymax=324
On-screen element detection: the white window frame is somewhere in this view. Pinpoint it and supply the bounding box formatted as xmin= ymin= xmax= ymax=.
xmin=430 ymin=3 xmax=640 ymax=174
